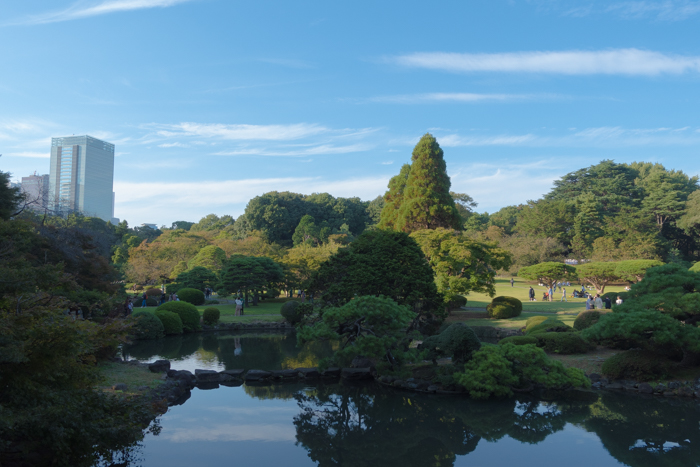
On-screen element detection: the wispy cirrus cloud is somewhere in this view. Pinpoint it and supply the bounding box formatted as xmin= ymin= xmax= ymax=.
xmin=370 ymin=92 xmax=548 ymax=104
xmin=10 ymin=0 xmax=195 ymax=26
xmin=148 ymin=122 xmax=329 ymax=141
xmin=559 ymin=1 xmax=700 ymax=20
xmin=428 ymin=126 xmax=700 ymax=148
xmin=390 ymin=49 xmax=700 ymax=76
xmin=142 ymin=121 xmax=378 ymax=158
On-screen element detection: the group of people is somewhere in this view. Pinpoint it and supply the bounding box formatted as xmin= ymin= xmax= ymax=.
xmin=527 ymin=283 xmax=625 ymax=308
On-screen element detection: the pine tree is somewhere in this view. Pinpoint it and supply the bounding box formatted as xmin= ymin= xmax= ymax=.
xmin=393 ymin=134 xmax=461 ymax=232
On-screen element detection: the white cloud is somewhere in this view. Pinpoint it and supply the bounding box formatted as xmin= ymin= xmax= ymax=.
xmin=150 ymin=122 xmax=329 ymax=141
xmin=213 ymin=143 xmax=372 ymax=157
xmin=13 ymin=0 xmax=194 ymax=25
xmin=371 ymin=93 xmax=540 ymax=104
xmin=114 ymin=175 xmax=391 ymax=225
xmin=3 ymin=152 xmax=49 ymax=158
xmin=381 ymin=161 xmax=394 ymax=165
xmin=439 ymin=134 xmax=537 ymax=147
xmin=607 ymin=1 xmax=700 ymax=20
xmin=391 ymin=49 xmax=700 ymax=75
xmin=158 ymin=142 xmax=188 ymax=148
xmin=162 ymin=423 xmax=296 ymax=443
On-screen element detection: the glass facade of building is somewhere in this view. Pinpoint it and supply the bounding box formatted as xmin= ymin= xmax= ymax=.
xmin=49 ymin=135 xmax=115 ymax=221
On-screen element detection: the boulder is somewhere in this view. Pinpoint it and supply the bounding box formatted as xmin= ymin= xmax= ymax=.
xmin=638 ymin=383 xmax=653 ymax=394
xmin=322 ymin=367 xmax=341 ymax=378
xmin=148 ymin=360 xmax=171 ymax=373
xmin=195 ymin=369 xmax=221 ymax=382
xmin=111 ymin=383 xmax=127 ymax=391
xmin=606 ymin=382 xmax=623 ymax=390
xmin=220 ymin=369 xmax=245 ymax=378
xmin=296 ymin=368 xmax=320 ymax=379
xmin=588 ymin=373 xmax=601 ymax=383
xmin=197 ymin=382 xmax=220 ymax=390
xmin=245 ymin=370 xmax=272 ymax=381
xmin=679 ymin=387 xmax=694 ymax=397
xmin=167 ymin=370 xmax=195 ymax=386
xmin=341 ymin=368 xmax=372 ymax=380
xmin=271 ymin=369 xmax=298 ymax=379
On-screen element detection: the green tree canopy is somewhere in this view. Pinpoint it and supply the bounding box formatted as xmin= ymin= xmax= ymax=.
xmin=218 ymin=255 xmax=284 ymax=300
xmin=297 ymin=295 xmax=416 ymax=372
xmin=575 ymin=262 xmax=620 ymax=294
xmin=393 ymin=134 xmax=462 ymax=232
xmin=378 ymin=163 xmax=411 ymax=230
xmin=187 ymin=245 xmax=227 ymax=271
xmin=0 ymin=169 xmax=25 ymax=220
xmin=175 ymin=266 xmax=219 ymax=291
xmin=308 ymin=229 xmax=443 ymax=327
xmin=410 ymin=228 xmax=512 ymax=297
xmin=614 ymin=259 xmax=663 ymax=282
xmin=518 ymin=262 xmax=578 ymax=289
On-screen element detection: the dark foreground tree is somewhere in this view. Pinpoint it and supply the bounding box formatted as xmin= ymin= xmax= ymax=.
xmin=308 ymin=229 xmax=443 ymax=328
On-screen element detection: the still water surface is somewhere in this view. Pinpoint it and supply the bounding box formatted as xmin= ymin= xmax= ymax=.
xmin=123 ymin=331 xmax=700 ymax=467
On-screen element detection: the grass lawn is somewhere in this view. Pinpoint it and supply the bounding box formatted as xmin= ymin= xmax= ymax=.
xmin=195 ymin=297 xmax=298 ymax=323
xmin=97 ymin=361 xmax=165 ymax=396
xmin=448 ymin=311 xmax=579 ymax=329
xmin=464 ymin=276 xmax=630 ymax=313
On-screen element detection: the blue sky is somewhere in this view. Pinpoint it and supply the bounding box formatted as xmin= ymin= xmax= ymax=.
xmin=1 ymin=0 xmax=699 ymax=227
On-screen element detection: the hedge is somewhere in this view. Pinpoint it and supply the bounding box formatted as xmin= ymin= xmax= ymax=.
xmin=602 ymin=350 xmax=674 ymax=381
xmin=156 ymin=301 xmax=201 ymax=332
xmin=533 ymin=332 xmax=591 ymax=354
xmin=526 ymin=318 xmax=573 ymax=335
xmin=203 ymin=307 xmax=220 ymax=326
xmin=492 ymin=296 xmax=523 ymax=313
xmin=498 ymin=336 xmax=538 ymax=346
xmin=132 ymin=311 xmax=164 ymax=340
xmin=573 ymin=311 xmax=601 ymax=331
xmin=487 ymin=303 xmax=520 ymax=319
xmin=154 ymin=309 xmax=183 ymax=335
xmin=177 ymin=288 xmax=205 ymax=306
xmin=280 ymin=301 xmax=302 ymax=324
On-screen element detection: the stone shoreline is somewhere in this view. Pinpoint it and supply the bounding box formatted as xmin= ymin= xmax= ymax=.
xmin=128 ymin=357 xmax=700 ymax=407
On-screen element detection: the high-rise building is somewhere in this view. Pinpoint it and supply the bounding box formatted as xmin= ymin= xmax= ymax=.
xmin=21 ymin=172 xmax=49 ymax=212
xmin=49 ymin=135 xmax=116 ymax=222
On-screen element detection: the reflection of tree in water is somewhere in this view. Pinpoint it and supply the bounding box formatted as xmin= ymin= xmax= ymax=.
xmin=292 ymin=384 xmax=595 ymax=467
xmin=122 ymin=331 xmax=333 ymax=370
xmin=583 ymin=393 xmax=700 ymax=467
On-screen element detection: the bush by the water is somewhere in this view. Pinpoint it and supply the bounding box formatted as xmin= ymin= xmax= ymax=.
xmin=203 ymin=307 xmax=220 ymax=325
xmin=444 ymin=293 xmax=467 ymax=310
xmin=525 ymin=316 xmax=548 ymax=332
xmin=280 ymin=300 xmax=302 ymax=324
xmin=154 ymin=309 xmax=183 ymax=335
xmin=533 ymin=332 xmax=591 ymax=354
xmin=574 ymin=311 xmax=601 ymax=331
xmin=420 ymin=323 xmax=481 ymax=364
xmin=131 ymin=310 xmax=165 ymax=340
xmin=455 ymin=342 xmax=589 ymax=399
xmin=487 ymin=303 xmax=519 ymax=319
xmin=156 ymin=301 xmax=201 ymax=332
xmin=498 ymin=336 xmax=537 ymax=346
xmin=526 ymin=317 xmax=572 ymax=335
xmin=602 ymin=350 xmax=674 ymax=381
xmin=177 ymin=287 xmax=206 ymax=306
xmin=492 ymin=296 xmax=523 ymax=313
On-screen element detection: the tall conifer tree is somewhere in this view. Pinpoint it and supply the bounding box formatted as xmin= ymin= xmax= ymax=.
xmin=378 ymin=163 xmax=411 ymax=230
xmin=394 ymin=134 xmax=462 ymax=232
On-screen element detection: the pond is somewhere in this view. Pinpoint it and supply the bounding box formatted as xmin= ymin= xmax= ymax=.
xmin=121 ymin=331 xmax=700 ymax=467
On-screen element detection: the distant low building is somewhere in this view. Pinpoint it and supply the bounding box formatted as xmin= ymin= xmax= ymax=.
xmin=21 ymin=173 xmax=50 ymax=212
xmin=141 ymin=223 xmax=158 ymax=230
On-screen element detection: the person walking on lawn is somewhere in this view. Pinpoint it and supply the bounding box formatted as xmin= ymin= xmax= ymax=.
xmin=560 ymin=287 xmax=567 ymax=302
xmin=510 ymin=277 xmax=514 ymax=287
xmin=529 ymin=286 xmax=535 ymax=301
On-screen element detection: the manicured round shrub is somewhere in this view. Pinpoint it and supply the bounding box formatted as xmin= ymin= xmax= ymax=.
xmin=492 ymin=296 xmax=523 ymax=313
xmin=533 ymin=332 xmax=591 ymax=354
xmin=574 ymin=311 xmax=602 ymax=331
xmin=203 ymin=307 xmax=220 ymax=326
xmin=146 ymin=288 xmax=162 ymax=297
xmin=131 ymin=310 xmax=164 ymax=340
xmin=154 ymin=309 xmax=183 ymax=335
xmin=280 ymin=300 xmax=302 ymax=324
xmin=602 ymin=350 xmax=674 ymax=381
xmin=177 ymin=288 xmax=205 ymax=306
xmin=525 ymin=316 xmax=548 ymax=333
xmin=487 ymin=303 xmax=519 ymax=319
xmin=420 ymin=323 xmax=481 ymax=364
xmin=526 ymin=318 xmax=573 ymax=335
xmin=156 ymin=301 xmax=201 ymax=332
xmin=498 ymin=336 xmax=537 ymax=346
xmin=444 ymin=294 xmax=467 ymax=310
